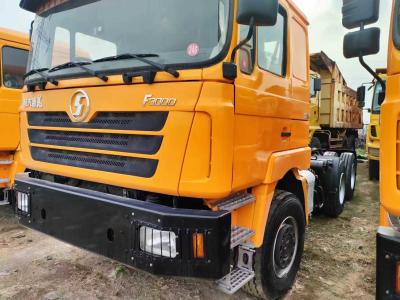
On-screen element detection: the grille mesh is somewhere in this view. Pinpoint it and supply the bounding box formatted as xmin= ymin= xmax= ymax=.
xmin=31 ymin=147 xmax=158 ymax=178
xmin=29 ymin=129 xmax=162 ymax=155
xmin=28 ymin=112 xmax=168 ymax=131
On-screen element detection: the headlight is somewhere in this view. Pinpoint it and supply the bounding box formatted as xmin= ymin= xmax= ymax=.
xmin=368 ymin=147 xmax=380 ymax=157
xmin=139 ymin=226 xmax=178 ymax=258
xmin=16 ymin=191 xmax=30 ymax=214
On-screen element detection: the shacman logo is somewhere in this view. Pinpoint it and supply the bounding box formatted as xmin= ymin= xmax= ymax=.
xmin=70 ymin=90 xmax=90 ymax=122
xmin=143 ymin=94 xmax=177 ymax=107
xmin=23 ymin=96 xmax=43 ymax=108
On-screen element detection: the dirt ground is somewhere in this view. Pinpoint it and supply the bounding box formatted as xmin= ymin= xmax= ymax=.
xmin=0 ymin=162 xmax=379 ymax=300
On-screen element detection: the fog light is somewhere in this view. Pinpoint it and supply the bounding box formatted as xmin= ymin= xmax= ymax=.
xmin=139 ymin=226 xmax=177 ymax=258
xmin=16 ymin=192 xmax=30 ymax=214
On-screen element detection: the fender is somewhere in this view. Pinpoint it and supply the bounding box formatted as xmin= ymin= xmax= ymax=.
xmin=233 ymin=148 xmax=311 ymax=248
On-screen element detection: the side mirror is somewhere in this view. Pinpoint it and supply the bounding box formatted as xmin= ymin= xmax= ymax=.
xmin=237 ymin=0 xmax=279 ymax=26
xmin=357 ymin=86 xmax=366 ymax=108
xmin=313 ymin=78 xmax=322 ymax=92
xmin=342 ymin=0 xmax=380 ymax=29
xmin=343 ymin=27 xmax=380 ymax=59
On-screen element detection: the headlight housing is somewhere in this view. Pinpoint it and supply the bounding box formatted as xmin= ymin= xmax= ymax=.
xmin=139 ymin=226 xmax=178 ymax=258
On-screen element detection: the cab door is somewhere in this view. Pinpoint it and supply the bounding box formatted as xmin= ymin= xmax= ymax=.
xmin=233 ymin=4 xmax=298 ymax=190
xmin=0 ymin=40 xmax=29 ymax=151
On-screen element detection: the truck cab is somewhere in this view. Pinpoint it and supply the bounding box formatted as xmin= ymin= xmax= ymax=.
xmin=0 ymin=28 xmax=29 ymax=203
xmin=367 ymin=70 xmax=386 ymax=181
xmin=17 ymin=0 xmax=356 ymax=298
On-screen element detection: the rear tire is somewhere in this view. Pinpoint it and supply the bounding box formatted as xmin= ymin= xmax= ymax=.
xmin=244 ymin=190 xmax=305 ymax=300
xmin=322 ymin=158 xmax=346 ymax=217
xmin=369 ymin=159 xmax=379 ymax=181
xmin=340 ymin=153 xmax=357 ymax=201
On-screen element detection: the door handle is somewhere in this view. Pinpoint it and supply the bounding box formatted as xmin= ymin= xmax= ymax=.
xmin=281 ymin=131 xmax=292 ymax=138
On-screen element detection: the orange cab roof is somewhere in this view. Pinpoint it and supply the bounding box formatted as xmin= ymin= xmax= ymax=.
xmin=0 ymin=27 xmax=29 ymax=46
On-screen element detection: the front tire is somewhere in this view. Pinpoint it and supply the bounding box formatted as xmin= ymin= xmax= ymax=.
xmin=244 ymin=190 xmax=305 ymax=299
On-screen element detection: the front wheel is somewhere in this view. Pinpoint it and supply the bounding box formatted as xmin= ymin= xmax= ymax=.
xmin=244 ymin=190 xmax=305 ymax=299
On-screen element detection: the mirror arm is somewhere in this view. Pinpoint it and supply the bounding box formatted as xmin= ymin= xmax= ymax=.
xmin=230 ymin=17 xmax=256 ymax=62
xmin=359 ymin=55 xmax=386 ymax=103
xmin=359 ymin=56 xmax=385 ymax=89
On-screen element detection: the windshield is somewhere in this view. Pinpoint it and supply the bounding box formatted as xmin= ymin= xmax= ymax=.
xmin=28 ymin=0 xmax=231 ymax=79
xmin=372 ymin=81 xmax=384 ymax=114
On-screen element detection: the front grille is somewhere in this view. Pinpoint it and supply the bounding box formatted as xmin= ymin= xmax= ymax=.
xmin=31 ymin=147 xmax=158 ymax=178
xmin=28 ymin=112 xmax=168 ymax=131
xmin=371 ymin=125 xmax=377 ymax=137
xmin=28 ymin=129 xmax=163 ymax=155
xmin=27 ymin=111 xmax=167 ymax=177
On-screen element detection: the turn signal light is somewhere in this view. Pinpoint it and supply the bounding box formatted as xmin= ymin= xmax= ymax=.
xmin=192 ymin=233 xmax=205 ymax=259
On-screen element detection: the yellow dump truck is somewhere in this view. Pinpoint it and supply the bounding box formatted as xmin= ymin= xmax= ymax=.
xmin=366 ymin=69 xmax=385 ymax=181
xmin=309 ymin=52 xmax=363 ymax=151
xmin=17 ymin=0 xmax=357 ymax=298
xmin=0 ymin=28 xmax=29 ymax=205
xmin=342 ymin=0 xmax=400 ymax=298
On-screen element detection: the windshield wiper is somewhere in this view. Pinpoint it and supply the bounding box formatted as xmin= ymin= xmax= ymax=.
xmin=49 ymin=61 xmax=108 ymax=82
xmin=24 ymin=68 xmax=59 ymax=87
xmin=93 ymin=53 xmax=179 ymax=83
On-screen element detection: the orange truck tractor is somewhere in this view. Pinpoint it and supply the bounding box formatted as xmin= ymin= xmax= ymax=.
xmin=17 ymin=0 xmax=356 ymax=298
xmin=0 ymin=28 xmax=29 ymax=206
xmin=342 ymin=0 xmax=400 ymax=298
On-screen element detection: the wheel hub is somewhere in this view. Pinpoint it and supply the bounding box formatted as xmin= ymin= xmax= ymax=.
xmin=272 ymin=216 xmax=299 ymax=278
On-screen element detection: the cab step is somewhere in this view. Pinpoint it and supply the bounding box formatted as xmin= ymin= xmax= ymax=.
xmin=0 ymin=188 xmax=10 ymax=206
xmin=231 ymin=226 xmax=255 ymax=249
xmin=217 ymin=245 xmax=255 ymax=294
xmin=215 ymin=193 xmax=256 ymax=212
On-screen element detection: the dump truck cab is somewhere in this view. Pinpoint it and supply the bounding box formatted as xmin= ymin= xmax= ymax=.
xmin=366 ymin=70 xmax=385 ymax=181
xmin=17 ymin=0 xmax=357 ymax=298
xmin=0 ymin=28 xmax=29 ymax=204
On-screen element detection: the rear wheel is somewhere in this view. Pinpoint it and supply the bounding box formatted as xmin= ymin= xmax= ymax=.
xmin=340 ymin=153 xmax=357 ymax=201
xmin=244 ymin=190 xmax=305 ymax=299
xmin=322 ymin=158 xmax=346 ymax=217
xmin=369 ymin=159 xmax=379 ymax=181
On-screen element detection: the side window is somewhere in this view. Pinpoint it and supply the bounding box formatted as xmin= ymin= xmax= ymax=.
xmin=258 ymin=10 xmax=287 ymax=76
xmin=292 ymin=19 xmax=308 ymax=81
xmin=2 ymin=47 xmax=29 ymax=89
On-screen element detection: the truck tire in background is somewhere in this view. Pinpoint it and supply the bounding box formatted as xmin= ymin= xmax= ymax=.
xmin=322 ymin=158 xmax=346 ymax=217
xmin=340 ymin=152 xmax=357 ymax=201
xmin=310 ymin=137 xmax=321 ymax=149
xmin=344 ymin=135 xmax=356 ymax=151
xmin=244 ymin=190 xmax=305 ymax=300
xmin=369 ymin=159 xmax=380 ymax=181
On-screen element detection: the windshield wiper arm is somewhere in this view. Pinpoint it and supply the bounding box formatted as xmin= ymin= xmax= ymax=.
xmin=49 ymin=61 xmax=108 ymax=82
xmin=24 ymin=68 xmax=58 ymax=86
xmin=93 ymin=53 xmax=180 ymax=81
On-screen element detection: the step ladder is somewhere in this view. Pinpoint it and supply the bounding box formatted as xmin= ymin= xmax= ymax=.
xmin=231 ymin=226 xmax=255 ymax=249
xmin=0 ymin=188 xmax=10 ymax=206
xmin=214 ymin=193 xmax=256 ymax=212
xmin=217 ymin=245 xmax=255 ymax=294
